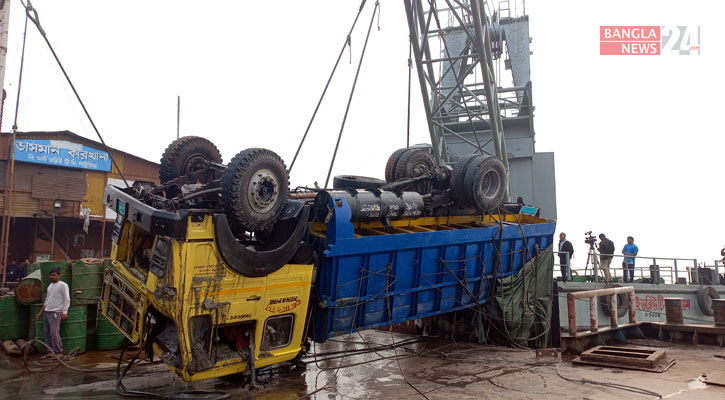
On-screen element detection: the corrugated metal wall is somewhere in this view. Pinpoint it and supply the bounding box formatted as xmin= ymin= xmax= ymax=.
xmin=0 ymin=131 xmax=160 ymax=220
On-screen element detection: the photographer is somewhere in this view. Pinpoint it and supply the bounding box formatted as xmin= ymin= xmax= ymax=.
xmin=558 ymin=232 xmax=574 ymax=281
xmin=597 ymin=234 xmax=615 ymax=283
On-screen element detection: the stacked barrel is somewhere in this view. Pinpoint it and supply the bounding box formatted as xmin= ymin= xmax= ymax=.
xmin=1 ymin=259 xmax=126 ymax=355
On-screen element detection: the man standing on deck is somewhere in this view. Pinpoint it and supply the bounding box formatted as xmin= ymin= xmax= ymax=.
xmin=597 ymin=234 xmax=615 ymax=283
xmin=35 ymin=268 xmax=70 ymax=357
xmin=622 ymin=236 xmax=639 ymax=283
xmin=558 ymin=232 xmax=574 ymax=281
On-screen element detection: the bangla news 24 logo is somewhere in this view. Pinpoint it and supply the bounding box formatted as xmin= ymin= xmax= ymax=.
xmin=600 ymin=26 xmax=700 ymax=55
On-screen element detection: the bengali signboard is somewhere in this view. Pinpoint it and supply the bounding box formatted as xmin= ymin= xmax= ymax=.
xmin=14 ymin=139 xmax=112 ymax=172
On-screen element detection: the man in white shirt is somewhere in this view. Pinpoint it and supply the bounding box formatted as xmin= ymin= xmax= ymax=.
xmin=35 ymin=268 xmax=70 ymax=357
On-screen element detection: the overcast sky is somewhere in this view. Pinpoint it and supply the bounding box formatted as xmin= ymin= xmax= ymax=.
xmin=1 ymin=0 xmax=724 ymax=271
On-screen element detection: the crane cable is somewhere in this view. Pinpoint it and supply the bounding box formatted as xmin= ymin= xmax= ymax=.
xmin=20 ymin=0 xmax=130 ymax=187
xmin=323 ymin=1 xmax=380 ymax=188
xmin=288 ymin=0 xmax=369 ymax=174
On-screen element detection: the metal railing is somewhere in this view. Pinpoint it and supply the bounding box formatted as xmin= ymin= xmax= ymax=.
xmin=566 ymin=286 xmax=637 ymax=336
xmin=553 ymin=251 xmax=716 ymax=285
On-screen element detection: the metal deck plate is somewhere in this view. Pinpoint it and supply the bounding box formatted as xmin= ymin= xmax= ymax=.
xmin=573 ymin=345 xmax=674 ymax=372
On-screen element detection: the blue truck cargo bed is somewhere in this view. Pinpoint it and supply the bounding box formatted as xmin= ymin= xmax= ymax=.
xmin=311 ymin=199 xmax=556 ymax=342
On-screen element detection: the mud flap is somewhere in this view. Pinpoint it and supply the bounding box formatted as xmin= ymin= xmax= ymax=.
xmin=214 ymin=204 xmax=310 ymax=277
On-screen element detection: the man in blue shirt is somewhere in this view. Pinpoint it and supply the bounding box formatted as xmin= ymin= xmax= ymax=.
xmin=621 ymin=236 xmax=639 ymax=283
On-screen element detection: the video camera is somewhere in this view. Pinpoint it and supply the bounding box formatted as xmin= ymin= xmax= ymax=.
xmin=584 ymin=231 xmax=597 ymax=246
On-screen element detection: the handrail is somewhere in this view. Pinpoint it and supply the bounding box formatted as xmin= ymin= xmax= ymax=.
xmin=552 ymin=250 xmax=714 ymax=285
xmin=566 ymin=286 xmax=636 ymax=336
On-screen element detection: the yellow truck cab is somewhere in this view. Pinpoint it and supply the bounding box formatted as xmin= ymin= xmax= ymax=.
xmin=101 ymin=139 xmax=316 ymax=381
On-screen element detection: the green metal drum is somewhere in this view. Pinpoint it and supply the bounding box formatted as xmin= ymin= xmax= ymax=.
xmin=15 ymin=269 xmax=42 ymax=305
xmin=59 ymin=306 xmax=88 ymax=354
xmin=70 ymin=259 xmax=106 ymax=304
xmin=95 ymin=313 xmax=126 ymax=350
xmin=0 ymin=295 xmax=28 ymax=340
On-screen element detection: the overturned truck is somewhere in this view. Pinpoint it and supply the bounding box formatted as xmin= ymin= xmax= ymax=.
xmin=100 ymin=136 xmax=555 ymax=381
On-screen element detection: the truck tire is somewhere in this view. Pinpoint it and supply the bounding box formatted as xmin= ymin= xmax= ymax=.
xmin=332 ymin=175 xmax=386 ymax=190
xmin=393 ymin=148 xmax=435 ymax=194
xmin=599 ymin=292 xmax=629 ymax=318
xmin=697 ymin=285 xmax=720 ymax=316
xmin=385 ymin=144 xmax=432 ymax=183
xmin=159 ymin=136 xmax=222 ymax=183
xmin=385 ymin=148 xmax=409 ymax=182
xmin=462 ymin=155 xmax=506 ymax=211
xmin=450 ymin=154 xmax=478 ymax=207
xmin=221 ymin=148 xmax=289 ymax=235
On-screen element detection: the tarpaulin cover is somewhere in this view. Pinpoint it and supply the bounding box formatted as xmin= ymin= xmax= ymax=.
xmin=481 ymin=245 xmax=554 ymax=348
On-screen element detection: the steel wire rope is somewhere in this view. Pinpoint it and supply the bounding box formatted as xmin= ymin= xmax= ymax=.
xmin=554 ymin=363 xmax=662 ymax=398
xmin=22 ymin=339 xmax=119 ymax=373
xmin=488 ymin=211 xmax=529 ymax=348
xmin=0 ymin=0 xmax=29 ymax=284
xmin=288 ymin=0 xmax=369 ymax=173
xmin=406 ymin=37 xmax=413 ymax=148
xmin=20 ymin=0 xmax=129 ymax=187
xmin=299 ymin=263 xmax=373 ymax=399
xmin=323 ymin=1 xmax=380 ymax=189
xmin=383 ymin=263 xmax=431 ymax=400
xmin=506 ymin=209 xmax=552 ymax=341
xmin=490 ymin=209 xmax=551 ymax=345
xmin=432 ymin=254 xmax=529 ymax=346
xmin=10 ymin=0 xmax=28 ymax=132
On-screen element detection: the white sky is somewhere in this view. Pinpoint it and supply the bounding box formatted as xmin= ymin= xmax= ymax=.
xmin=1 ymin=0 xmax=724 ymax=267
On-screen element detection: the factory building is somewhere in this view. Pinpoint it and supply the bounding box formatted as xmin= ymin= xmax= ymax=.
xmin=0 ymin=131 xmax=158 ymax=263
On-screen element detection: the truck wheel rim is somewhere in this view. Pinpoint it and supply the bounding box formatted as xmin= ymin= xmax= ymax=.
xmin=481 ymin=169 xmax=501 ymax=200
xmin=248 ymin=169 xmax=278 ymax=214
xmin=183 ymin=154 xmax=208 ymax=174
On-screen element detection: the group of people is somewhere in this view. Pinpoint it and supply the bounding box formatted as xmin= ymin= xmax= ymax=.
xmin=3 ymin=259 xmax=31 ymax=282
xmin=557 ymin=233 xmax=639 ymax=283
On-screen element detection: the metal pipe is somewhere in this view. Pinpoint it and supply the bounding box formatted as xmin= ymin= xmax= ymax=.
xmin=0 ymin=0 xmax=11 ymax=94
xmin=610 ymin=292 xmax=618 ymax=328
xmin=628 ymin=292 xmax=636 ymax=323
xmin=100 ymin=204 xmax=106 ymax=258
xmin=421 ymin=53 xmax=478 ymax=64
xmin=566 ymin=286 xmax=636 ymax=336
xmin=589 ymin=296 xmax=598 ymax=332
xmin=497 ymin=85 xmax=531 ymax=93
xmin=567 ymin=294 xmax=576 ymax=336
xmin=567 ymin=286 xmax=634 ymax=299
xmin=50 ymin=213 xmax=55 ymax=261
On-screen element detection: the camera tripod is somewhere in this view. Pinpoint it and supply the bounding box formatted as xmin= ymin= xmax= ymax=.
xmin=583 ymin=242 xmax=602 ymax=282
